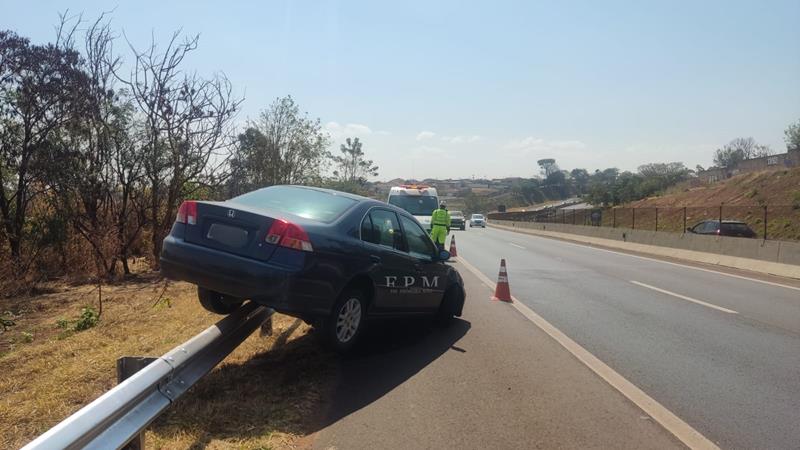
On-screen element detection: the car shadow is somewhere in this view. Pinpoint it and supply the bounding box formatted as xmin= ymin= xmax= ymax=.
xmin=149 ymin=317 xmax=470 ymax=447
xmin=317 ymin=317 xmax=472 ymax=430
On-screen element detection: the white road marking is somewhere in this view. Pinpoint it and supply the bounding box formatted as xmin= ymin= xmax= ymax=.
xmin=509 ymin=242 xmax=526 ymax=249
xmin=630 ymin=281 xmax=739 ymax=314
xmin=457 ymin=255 xmax=719 ymax=450
xmin=491 ymin=225 xmax=800 ymax=292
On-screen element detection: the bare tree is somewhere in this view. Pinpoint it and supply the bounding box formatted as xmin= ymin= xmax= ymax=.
xmin=713 ymin=137 xmax=772 ymax=168
xmin=332 ymin=137 xmax=379 ymax=184
xmin=117 ymin=31 xmax=241 ymax=268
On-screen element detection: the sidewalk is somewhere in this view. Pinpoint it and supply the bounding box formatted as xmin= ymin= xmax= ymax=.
xmin=311 ymin=261 xmax=683 ymax=449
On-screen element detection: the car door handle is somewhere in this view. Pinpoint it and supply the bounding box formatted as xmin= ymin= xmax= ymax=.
xmin=370 ymin=255 xmax=381 ymax=263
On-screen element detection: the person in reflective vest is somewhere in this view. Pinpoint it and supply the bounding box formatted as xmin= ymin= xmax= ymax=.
xmin=430 ymin=201 xmax=451 ymax=251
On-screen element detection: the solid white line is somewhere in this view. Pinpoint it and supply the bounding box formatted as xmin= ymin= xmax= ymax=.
xmin=630 ymin=281 xmax=739 ymax=314
xmin=457 ymin=256 xmax=719 ymax=450
xmin=509 ymin=242 xmax=526 ymax=249
xmin=491 ymin=225 xmax=800 ymax=292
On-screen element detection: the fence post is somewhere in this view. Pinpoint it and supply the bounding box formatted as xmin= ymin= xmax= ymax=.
xmin=763 ymin=205 xmax=768 ymax=240
xmin=632 ymin=208 xmax=635 ymax=230
xmin=655 ymin=208 xmax=658 ymax=232
xmin=683 ymin=207 xmax=687 ymax=233
xmin=613 ymin=208 xmax=616 ymax=228
xmin=719 ymin=203 xmax=723 ymax=225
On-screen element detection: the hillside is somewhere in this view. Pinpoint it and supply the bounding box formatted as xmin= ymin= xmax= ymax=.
xmin=627 ymin=168 xmax=800 ymax=241
xmin=630 ymin=168 xmax=800 ymax=208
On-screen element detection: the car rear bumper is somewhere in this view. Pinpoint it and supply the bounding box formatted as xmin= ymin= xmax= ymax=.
xmin=160 ymin=236 xmax=334 ymax=317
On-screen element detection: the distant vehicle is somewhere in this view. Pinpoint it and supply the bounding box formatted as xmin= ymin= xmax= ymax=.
xmin=686 ymin=220 xmax=757 ymax=238
xmin=450 ymin=210 xmax=466 ymax=230
xmin=387 ymin=185 xmax=439 ymax=231
xmin=470 ymin=214 xmax=486 ymax=228
xmin=160 ymin=185 xmax=465 ymax=352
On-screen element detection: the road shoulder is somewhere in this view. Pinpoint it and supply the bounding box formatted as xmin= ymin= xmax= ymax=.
xmin=311 ymin=261 xmax=685 ymax=449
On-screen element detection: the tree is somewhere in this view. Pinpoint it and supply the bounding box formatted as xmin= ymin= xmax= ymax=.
xmin=713 ymin=137 xmax=772 ymax=168
xmin=0 ymin=27 xmax=85 ymax=271
xmin=537 ymin=158 xmax=559 ymax=177
xmin=228 ymin=96 xmax=330 ymax=196
xmin=118 ymin=31 xmax=241 ymax=268
xmin=331 ymin=137 xmax=379 ymax=184
xmin=785 ymin=119 xmax=800 ymax=152
xmin=570 ymin=168 xmax=590 ymax=195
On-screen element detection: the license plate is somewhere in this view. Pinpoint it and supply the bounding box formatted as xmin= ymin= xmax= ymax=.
xmin=206 ymin=223 xmax=249 ymax=248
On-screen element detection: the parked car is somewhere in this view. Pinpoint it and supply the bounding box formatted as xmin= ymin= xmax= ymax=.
xmin=450 ymin=210 xmax=466 ymax=230
xmin=160 ymin=185 xmax=465 ymax=352
xmin=470 ymin=214 xmax=486 ymax=228
xmin=686 ymin=220 xmax=757 ymax=238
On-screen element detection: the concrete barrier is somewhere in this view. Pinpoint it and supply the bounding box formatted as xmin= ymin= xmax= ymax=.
xmin=491 ymin=220 xmax=800 ymax=279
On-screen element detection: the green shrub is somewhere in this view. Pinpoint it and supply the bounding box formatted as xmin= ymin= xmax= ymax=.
xmin=73 ymin=307 xmax=100 ymax=331
xmin=1 ymin=311 xmax=15 ymax=331
xmin=20 ymin=331 xmax=34 ymax=343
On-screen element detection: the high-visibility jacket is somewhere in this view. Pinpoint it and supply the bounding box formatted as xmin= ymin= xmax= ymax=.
xmin=431 ymin=208 xmax=451 ymax=228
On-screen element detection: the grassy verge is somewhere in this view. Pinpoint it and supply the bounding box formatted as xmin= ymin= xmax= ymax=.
xmin=0 ymin=273 xmax=336 ymax=449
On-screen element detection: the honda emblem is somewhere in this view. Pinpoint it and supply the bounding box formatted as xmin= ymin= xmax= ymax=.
xmin=227 ymin=209 xmax=236 ymax=218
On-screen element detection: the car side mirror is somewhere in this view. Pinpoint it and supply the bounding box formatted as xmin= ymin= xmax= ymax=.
xmin=436 ymin=250 xmax=451 ymax=261
xmin=686 ymin=227 xmax=693 ymax=233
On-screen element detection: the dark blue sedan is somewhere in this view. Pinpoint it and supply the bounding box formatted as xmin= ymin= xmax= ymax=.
xmin=160 ymin=185 xmax=465 ymax=351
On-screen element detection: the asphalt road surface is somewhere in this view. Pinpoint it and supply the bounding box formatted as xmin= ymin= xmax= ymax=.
xmin=313 ymin=259 xmax=682 ymax=449
xmin=451 ymin=226 xmax=800 ymax=449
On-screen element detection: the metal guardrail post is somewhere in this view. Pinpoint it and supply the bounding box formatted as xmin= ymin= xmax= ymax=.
xmin=655 ymin=208 xmax=658 ymax=232
xmin=117 ymin=357 xmax=157 ymax=450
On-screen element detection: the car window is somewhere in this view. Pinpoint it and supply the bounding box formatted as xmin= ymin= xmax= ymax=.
xmin=723 ymin=223 xmax=750 ymax=233
xmin=231 ymin=186 xmax=357 ymax=223
xmin=387 ymin=195 xmax=439 ymax=216
xmin=400 ymin=215 xmax=436 ymax=259
xmin=360 ymin=214 xmax=377 ymax=244
xmin=366 ymin=209 xmax=403 ymax=250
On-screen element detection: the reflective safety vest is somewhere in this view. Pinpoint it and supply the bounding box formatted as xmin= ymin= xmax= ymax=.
xmin=431 ymin=208 xmax=451 ymax=227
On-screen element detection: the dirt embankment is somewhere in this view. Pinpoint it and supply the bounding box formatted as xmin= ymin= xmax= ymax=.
xmin=630 ymin=168 xmax=800 ymax=208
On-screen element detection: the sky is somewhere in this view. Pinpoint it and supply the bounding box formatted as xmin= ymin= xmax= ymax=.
xmin=3 ymin=0 xmax=799 ymax=180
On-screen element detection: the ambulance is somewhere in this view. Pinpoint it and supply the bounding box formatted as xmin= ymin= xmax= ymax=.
xmin=387 ymin=184 xmax=440 ymax=231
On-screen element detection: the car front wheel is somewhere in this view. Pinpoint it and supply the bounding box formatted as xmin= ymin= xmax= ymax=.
xmin=197 ymin=287 xmax=244 ymax=314
xmin=325 ymin=288 xmax=367 ymax=352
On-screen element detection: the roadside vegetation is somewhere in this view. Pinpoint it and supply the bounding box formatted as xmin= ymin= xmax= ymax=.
xmin=0 ymin=268 xmax=335 ymax=449
xmin=0 ymin=14 xmax=381 ymax=300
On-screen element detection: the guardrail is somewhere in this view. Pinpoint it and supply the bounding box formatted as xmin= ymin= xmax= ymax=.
xmin=22 ymin=302 xmax=273 ymax=450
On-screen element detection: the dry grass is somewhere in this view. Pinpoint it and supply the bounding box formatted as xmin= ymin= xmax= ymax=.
xmin=0 ymin=271 xmax=337 ymax=449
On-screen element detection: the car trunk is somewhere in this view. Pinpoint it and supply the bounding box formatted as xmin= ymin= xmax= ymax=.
xmin=184 ymin=202 xmax=280 ymax=261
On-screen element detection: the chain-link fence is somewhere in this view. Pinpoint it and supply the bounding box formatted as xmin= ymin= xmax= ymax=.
xmin=489 ymin=205 xmax=800 ymax=241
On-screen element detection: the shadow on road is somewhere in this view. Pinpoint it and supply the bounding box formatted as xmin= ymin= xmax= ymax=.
xmin=149 ymin=317 xmax=470 ymax=448
xmin=318 ymin=317 xmax=472 ymax=430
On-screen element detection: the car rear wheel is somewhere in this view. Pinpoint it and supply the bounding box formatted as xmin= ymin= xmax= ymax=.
xmin=197 ymin=287 xmax=244 ymax=314
xmin=324 ymin=288 xmax=367 ymax=352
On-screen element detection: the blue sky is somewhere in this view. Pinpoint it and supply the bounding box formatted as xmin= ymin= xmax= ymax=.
xmin=4 ymin=0 xmax=799 ymax=180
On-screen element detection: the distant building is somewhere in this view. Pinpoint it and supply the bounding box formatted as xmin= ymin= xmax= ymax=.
xmin=697 ymin=148 xmax=800 ymax=183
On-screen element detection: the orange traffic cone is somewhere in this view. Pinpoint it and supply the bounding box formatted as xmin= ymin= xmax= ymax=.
xmin=449 ymin=234 xmax=458 ymax=257
xmin=492 ymin=259 xmax=512 ymax=302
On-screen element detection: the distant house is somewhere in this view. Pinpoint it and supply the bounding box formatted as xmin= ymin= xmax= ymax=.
xmin=697 ymin=148 xmax=800 ymax=183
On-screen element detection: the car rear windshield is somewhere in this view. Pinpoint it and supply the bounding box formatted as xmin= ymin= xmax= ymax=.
xmin=451 ymin=211 xmax=464 ymax=217
xmin=388 ymin=195 xmax=439 ymax=216
xmin=472 ymin=214 xmax=484 ymax=219
xmin=231 ymin=186 xmax=358 ymax=222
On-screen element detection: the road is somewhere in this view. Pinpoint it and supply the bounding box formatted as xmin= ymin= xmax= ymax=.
xmin=454 ymin=226 xmax=800 ymax=449
xmin=313 ymin=259 xmax=682 ymax=449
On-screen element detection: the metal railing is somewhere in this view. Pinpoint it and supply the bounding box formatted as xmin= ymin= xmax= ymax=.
xmin=489 ymin=204 xmax=800 ymax=241
xmin=22 ymin=302 xmax=273 ymax=450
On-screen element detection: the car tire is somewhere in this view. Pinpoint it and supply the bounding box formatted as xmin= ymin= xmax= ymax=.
xmin=435 ymin=285 xmax=463 ymax=326
xmin=197 ymin=287 xmax=244 ymax=314
xmin=324 ymin=288 xmax=367 ymax=352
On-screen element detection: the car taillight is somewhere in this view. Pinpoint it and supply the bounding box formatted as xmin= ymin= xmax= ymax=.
xmin=176 ymin=201 xmax=198 ymax=225
xmin=265 ymin=219 xmax=313 ymax=252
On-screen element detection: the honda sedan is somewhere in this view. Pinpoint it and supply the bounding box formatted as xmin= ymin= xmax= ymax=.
xmin=160 ymin=185 xmax=465 ymax=351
